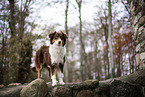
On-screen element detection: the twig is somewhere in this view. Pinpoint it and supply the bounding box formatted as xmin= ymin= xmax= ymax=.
xmin=121 ymin=0 xmax=130 ymax=15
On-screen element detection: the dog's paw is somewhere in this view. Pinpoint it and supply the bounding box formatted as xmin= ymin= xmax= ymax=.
xmin=59 ymin=81 xmax=65 ymax=85
xmin=52 ymin=82 xmax=57 ymax=86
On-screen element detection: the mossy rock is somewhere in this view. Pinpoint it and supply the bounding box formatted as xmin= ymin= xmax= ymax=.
xmin=20 ymin=79 xmax=48 ymax=97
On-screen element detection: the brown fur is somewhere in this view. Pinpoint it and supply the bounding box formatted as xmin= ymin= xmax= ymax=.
xmin=35 ymin=45 xmax=51 ymax=78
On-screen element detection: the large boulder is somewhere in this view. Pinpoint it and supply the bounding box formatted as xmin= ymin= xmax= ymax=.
xmin=20 ymin=79 xmax=48 ymax=97
xmin=119 ymin=69 xmax=145 ymax=85
xmin=110 ymin=80 xmax=144 ymax=97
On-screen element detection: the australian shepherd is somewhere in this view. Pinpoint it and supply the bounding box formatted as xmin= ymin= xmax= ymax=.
xmin=35 ymin=31 xmax=68 ymax=86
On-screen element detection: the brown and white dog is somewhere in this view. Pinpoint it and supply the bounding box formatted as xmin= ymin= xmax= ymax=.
xmin=35 ymin=31 xmax=67 ymax=86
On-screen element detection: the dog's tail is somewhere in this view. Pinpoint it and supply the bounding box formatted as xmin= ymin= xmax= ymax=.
xmin=35 ymin=49 xmax=43 ymax=71
xmin=35 ymin=49 xmax=43 ymax=78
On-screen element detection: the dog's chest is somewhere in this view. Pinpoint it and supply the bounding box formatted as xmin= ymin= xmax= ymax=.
xmin=49 ymin=45 xmax=65 ymax=64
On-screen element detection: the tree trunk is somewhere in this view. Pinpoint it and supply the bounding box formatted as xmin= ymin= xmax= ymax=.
xmin=103 ymin=23 xmax=110 ymax=78
xmin=108 ymin=0 xmax=115 ymax=78
xmin=76 ymin=0 xmax=85 ymax=81
xmin=8 ymin=0 xmax=18 ymax=83
xmin=77 ymin=0 xmax=89 ymax=81
xmin=64 ymin=0 xmax=69 ymax=83
xmin=79 ymin=5 xmax=84 ymax=81
xmin=100 ymin=9 xmax=110 ymax=79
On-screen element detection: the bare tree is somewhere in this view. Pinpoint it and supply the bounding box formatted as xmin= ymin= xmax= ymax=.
xmin=8 ymin=0 xmax=18 ymax=83
xmin=76 ymin=0 xmax=89 ymax=81
xmin=100 ymin=10 xmax=110 ymax=78
xmin=0 ymin=0 xmax=36 ymax=84
xmin=64 ymin=0 xmax=69 ymax=83
xmin=108 ymin=0 xmax=115 ymax=78
xmin=76 ymin=0 xmax=83 ymax=81
xmin=0 ymin=0 xmax=9 ymax=84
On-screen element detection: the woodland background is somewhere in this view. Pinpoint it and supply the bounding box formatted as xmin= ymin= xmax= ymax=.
xmin=0 ymin=0 xmax=136 ymax=85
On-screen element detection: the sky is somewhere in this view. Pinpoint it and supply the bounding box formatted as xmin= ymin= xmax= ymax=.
xmin=29 ymin=0 xmax=126 ymax=36
xmin=29 ymin=0 xmax=108 ymax=32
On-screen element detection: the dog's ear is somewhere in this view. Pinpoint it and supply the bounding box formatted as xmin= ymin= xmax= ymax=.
xmin=49 ymin=31 xmax=56 ymax=44
xmin=49 ymin=31 xmax=56 ymax=38
xmin=61 ymin=31 xmax=68 ymax=46
xmin=61 ymin=31 xmax=68 ymax=39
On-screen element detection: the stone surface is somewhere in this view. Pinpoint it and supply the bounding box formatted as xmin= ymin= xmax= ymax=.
xmin=134 ymin=12 xmax=142 ymax=25
xmin=52 ymin=86 xmax=72 ymax=97
xmin=135 ymin=5 xmax=142 ymax=15
xmin=133 ymin=24 xmax=139 ymax=36
xmin=140 ymin=52 xmax=145 ymax=59
xmin=139 ymin=16 xmax=145 ymax=25
xmin=119 ymin=70 xmax=145 ymax=85
xmin=0 ymin=85 xmax=25 ymax=97
xmin=76 ymin=90 xmax=94 ymax=97
xmin=20 ymin=79 xmax=48 ymax=97
xmin=141 ymin=7 xmax=145 ymax=15
xmin=84 ymin=80 xmax=99 ymax=89
xmin=96 ymin=84 xmax=110 ymax=97
xmin=110 ymin=80 xmax=144 ymax=97
xmin=136 ymin=44 xmax=141 ymax=52
xmin=138 ymin=26 xmax=144 ymax=32
xmin=130 ymin=0 xmax=145 ymax=70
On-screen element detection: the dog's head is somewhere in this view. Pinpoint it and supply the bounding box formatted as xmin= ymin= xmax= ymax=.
xmin=49 ymin=31 xmax=68 ymax=47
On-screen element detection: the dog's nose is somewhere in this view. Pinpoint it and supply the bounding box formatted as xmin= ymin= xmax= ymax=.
xmin=58 ymin=41 xmax=61 ymax=44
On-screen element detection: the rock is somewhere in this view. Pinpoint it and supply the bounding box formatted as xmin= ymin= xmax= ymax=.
xmin=8 ymin=83 xmax=22 ymax=86
xmin=141 ymin=7 xmax=145 ymax=15
xmin=20 ymin=79 xmax=48 ymax=97
xmin=139 ymin=16 xmax=145 ymax=25
xmin=70 ymin=82 xmax=89 ymax=90
xmin=84 ymin=80 xmax=99 ymax=89
xmin=76 ymin=90 xmax=94 ymax=97
xmin=110 ymin=80 xmax=144 ymax=97
xmin=119 ymin=70 xmax=145 ymax=85
xmin=52 ymin=86 xmax=72 ymax=97
xmin=135 ymin=5 xmax=142 ymax=15
xmin=0 ymin=85 xmax=25 ymax=97
xmin=96 ymin=84 xmax=110 ymax=97
xmin=1 ymin=71 xmax=145 ymax=97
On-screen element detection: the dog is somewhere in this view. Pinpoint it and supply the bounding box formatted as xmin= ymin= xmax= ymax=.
xmin=35 ymin=31 xmax=68 ymax=86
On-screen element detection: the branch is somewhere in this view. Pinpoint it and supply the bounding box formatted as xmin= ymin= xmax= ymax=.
xmin=70 ymin=1 xmax=77 ymax=9
xmin=121 ymin=0 xmax=130 ymax=15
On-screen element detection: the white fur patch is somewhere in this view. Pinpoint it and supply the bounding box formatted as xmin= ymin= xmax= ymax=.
xmin=49 ymin=44 xmax=66 ymax=64
xmin=51 ymin=68 xmax=65 ymax=86
xmin=51 ymin=74 xmax=57 ymax=86
xmin=57 ymin=69 xmax=65 ymax=85
xmin=49 ymin=40 xmax=66 ymax=86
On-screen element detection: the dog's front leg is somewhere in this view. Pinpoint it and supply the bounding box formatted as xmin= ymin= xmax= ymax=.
xmin=58 ymin=63 xmax=65 ymax=85
xmin=51 ymin=65 xmax=57 ymax=86
xmin=57 ymin=70 xmax=65 ymax=85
